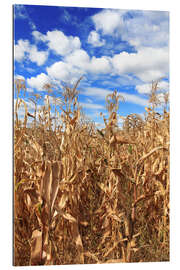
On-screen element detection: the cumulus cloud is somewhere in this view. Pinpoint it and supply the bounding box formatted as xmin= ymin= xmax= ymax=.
xmin=87 ymin=31 xmax=105 ymax=47
xmin=14 ymin=39 xmax=48 ymax=65
xmin=46 ymin=61 xmax=71 ymax=81
xmin=64 ymin=50 xmax=112 ymax=75
xmin=87 ymin=9 xmax=169 ymax=83
xmin=16 ymin=39 xmax=168 ymax=89
xmin=46 ymin=30 xmax=81 ymax=55
xmin=27 ymin=73 xmax=51 ymax=91
xmin=29 ymin=46 xmax=48 ymax=66
xmin=14 ymin=39 xmax=30 ymax=62
xmin=46 ymin=61 xmax=84 ymax=84
xmin=89 ymin=56 xmax=112 ymax=74
xmin=122 ymin=11 xmax=169 ymax=49
xmin=64 ymin=49 xmax=90 ymax=70
xmin=46 ymin=49 xmax=112 ymax=84
xmin=92 ymin=9 xmax=125 ymax=35
xmin=111 ymin=47 xmax=169 ymax=82
xmin=91 ymin=9 xmax=169 ymax=49
xmin=32 ymin=30 xmax=81 ymax=56
xmin=32 ymin=30 xmax=46 ymax=42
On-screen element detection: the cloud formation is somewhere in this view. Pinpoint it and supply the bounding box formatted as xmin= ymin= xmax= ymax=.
xmin=32 ymin=30 xmax=81 ymax=56
xmin=14 ymin=6 xmax=169 ymax=114
xmin=91 ymin=9 xmax=169 ymax=49
xmin=27 ymin=73 xmax=50 ymax=90
xmin=111 ymin=47 xmax=169 ymax=82
xmin=82 ymin=87 xmax=148 ymax=107
xmin=87 ymin=31 xmax=105 ymax=47
xmin=14 ymin=40 xmax=30 ymax=62
xmin=14 ymin=39 xmax=48 ymax=66
xmin=92 ymin=9 xmax=126 ymax=35
xmin=136 ymin=80 xmax=169 ymax=94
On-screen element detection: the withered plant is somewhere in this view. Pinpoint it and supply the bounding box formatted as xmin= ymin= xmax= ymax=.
xmin=14 ymin=78 xmax=169 ymax=265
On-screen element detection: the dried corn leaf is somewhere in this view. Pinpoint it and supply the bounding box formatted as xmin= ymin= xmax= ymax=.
xmin=50 ymin=161 xmax=61 ymax=212
xmin=62 ymin=212 xmax=77 ymax=223
xmin=30 ymin=230 xmax=42 ymax=265
xmin=71 ymin=222 xmax=84 ymax=264
xmin=84 ymin=252 xmax=100 ymax=263
xmin=58 ymin=193 xmax=68 ymax=210
xmin=41 ymin=161 xmax=52 ymax=207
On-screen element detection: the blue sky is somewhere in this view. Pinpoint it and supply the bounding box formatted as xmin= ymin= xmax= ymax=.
xmin=14 ymin=4 xmax=169 ymax=128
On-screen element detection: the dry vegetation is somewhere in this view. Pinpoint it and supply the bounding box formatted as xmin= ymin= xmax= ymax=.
xmin=14 ymin=78 xmax=169 ymax=265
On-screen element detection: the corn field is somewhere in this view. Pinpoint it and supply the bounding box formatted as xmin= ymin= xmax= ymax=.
xmin=14 ymin=78 xmax=170 ymax=265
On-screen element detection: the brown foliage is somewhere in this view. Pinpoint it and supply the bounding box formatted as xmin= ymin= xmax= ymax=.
xmin=14 ymin=79 xmax=169 ymax=265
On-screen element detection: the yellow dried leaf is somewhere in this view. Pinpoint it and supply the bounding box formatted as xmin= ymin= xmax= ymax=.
xmin=30 ymin=230 xmax=42 ymax=265
xmin=80 ymin=221 xmax=88 ymax=226
xmin=62 ymin=212 xmax=77 ymax=223
xmin=50 ymin=161 xmax=60 ymax=212
xmin=58 ymin=193 xmax=68 ymax=210
xmin=41 ymin=161 xmax=52 ymax=207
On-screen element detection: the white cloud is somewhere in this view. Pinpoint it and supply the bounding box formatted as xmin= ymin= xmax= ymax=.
xmin=47 ymin=61 xmax=69 ymax=80
xmin=91 ymin=9 xmax=169 ymax=49
xmin=32 ymin=31 xmax=46 ymax=42
xmin=92 ymin=9 xmax=125 ymax=35
xmin=120 ymin=11 xmax=169 ymax=49
xmin=83 ymin=87 xmax=112 ymax=100
xmin=14 ymin=39 xmax=48 ymax=65
xmin=119 ymin=92 xmax=148 ymax=107
xmin=32 ymin=30 xmax=81 ymax=56
xmin=89 ymin=56 xmax=112 ymax=74
xmin=46 ymin=61 xmax=84 ymax=84
xmin=27 ymin=73 xmax=50 ymax=91
xmin=87 ymin=31 xmax=105 ymax=47
xmin=65 ymin=49 xmax=90 ymax=70
xmin=14 ymin=39 xmax=30 ymax=62
xmin=158 ymin=80 xmax=169 ymax=91
xmin=65 ymin=51 xmax=111 ymax=75
xmin=136 ymin=84 xmax=152 ymax=94
xmin=29 ymin=46 xmax=48 ymax=66
xmin=29 ymin=21 xmax=36 ymax=30
xmin=14 ymin=74 xmax=25 ymax=81
xmin=136 ymin=80 xmax=169 ymax=94
xmin=26 ymin=67 xmax=36 ymax=73
xmin=61 ymin=36 xmax=168 ymax=83
xmin=87 ymin=10 xmax=169 ymax=83
xmin=112 ymin=47 xmax=169 ymax=82
xmin=82 ymin=87 xmax=148 ymax=106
